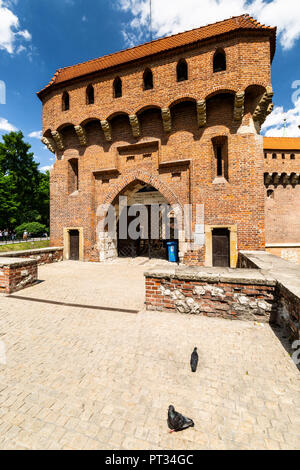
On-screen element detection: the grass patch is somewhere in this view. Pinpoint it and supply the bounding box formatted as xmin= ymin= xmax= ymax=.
xmin=0 ymin=240 xmax=50 ymax=252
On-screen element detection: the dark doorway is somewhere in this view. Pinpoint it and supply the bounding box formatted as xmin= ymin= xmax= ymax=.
xmin=69 ymin=230 xmax=79 ymax=260
xmin=117 ymin=204 xmax=171 ymax=260
xmin=212 ymin=228 xmax=230 ymax=267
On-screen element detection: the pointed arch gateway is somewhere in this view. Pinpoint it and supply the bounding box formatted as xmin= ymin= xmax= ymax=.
xmin=97 ymin=171 xmax=183 ymax=262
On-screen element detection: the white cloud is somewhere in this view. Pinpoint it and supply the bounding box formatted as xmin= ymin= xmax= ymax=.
xmin=262 ymin=98 xmax=300 ymax=137
xmin=0 ymin=117 xmax=17 ymax=132
xmin=116 ymin=0 xmax=300 ymax=50
xmin=28 ymin=130 xmax=42 ymax=139
xmin=40 ymin=165 xmax=53 ymax=173
xmin=0 ymin=0 xmax=32 ymax=54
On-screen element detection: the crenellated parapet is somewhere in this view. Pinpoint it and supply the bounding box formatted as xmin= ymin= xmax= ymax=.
xmin=264 ymin=172 xmax=300 ymax=187
xmin=74 ymin=125 xmax=87 ymax=146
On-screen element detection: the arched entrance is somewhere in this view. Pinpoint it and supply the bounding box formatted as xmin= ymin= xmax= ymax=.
xmin=97 ymin=177 xmax=182 ymax=262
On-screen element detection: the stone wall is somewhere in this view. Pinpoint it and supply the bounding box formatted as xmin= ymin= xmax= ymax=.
xmin=0 ymin=247 xmax=63 ymax=266
xmin=238 ymin=251 xmax=300 ymax=339
xmin=145 ymin=266 xmax=276 ymax=322
xmin=0 ymin=258 xmax=38 ymax=294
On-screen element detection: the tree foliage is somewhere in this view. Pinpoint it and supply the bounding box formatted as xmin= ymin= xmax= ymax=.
xmin=0 ymin=131 xmax=50 ymax=228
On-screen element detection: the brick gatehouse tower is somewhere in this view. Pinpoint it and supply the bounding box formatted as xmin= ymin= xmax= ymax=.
xmin=38 ymin=14 xmax=277 ymax=267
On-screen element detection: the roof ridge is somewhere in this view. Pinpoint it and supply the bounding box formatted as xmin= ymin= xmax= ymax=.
xmin=56 ymin=14 xmax=259 ymax=74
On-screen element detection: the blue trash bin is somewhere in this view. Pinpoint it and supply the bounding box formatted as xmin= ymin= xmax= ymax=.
xmin=166 ymin=241 xmax=178 ymax=263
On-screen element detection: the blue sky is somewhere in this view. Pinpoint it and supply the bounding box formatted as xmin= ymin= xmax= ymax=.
xmin=0 ymin=0 xmax=299 ymax=171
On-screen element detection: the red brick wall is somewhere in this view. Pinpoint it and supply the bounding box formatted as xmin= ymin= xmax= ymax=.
xmin=0 ymin=248 xmax=63 ymax=266
xmin=41 ymin=35 xmax=272 ymax=262
xmin=0 ymin=262 xmax=38 ymax=294
xmin=145 ymin=275 xmax=276 ymax=322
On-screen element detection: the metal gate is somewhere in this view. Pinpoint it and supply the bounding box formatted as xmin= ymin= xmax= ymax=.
xmin=69 ymin=230 xmax=79 ymax=260
xmin=212 ymin=228 xmax=230 ymax=267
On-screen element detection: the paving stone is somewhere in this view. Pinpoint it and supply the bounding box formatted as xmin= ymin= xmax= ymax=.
xmin=0 ymin=260 xmax=299 ymax=450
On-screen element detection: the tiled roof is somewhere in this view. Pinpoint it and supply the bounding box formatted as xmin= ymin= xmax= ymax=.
xmin=264 ymin=137 xmax=300 ymax=151
xmin=37 ymin=14 xmax=276 ymax=99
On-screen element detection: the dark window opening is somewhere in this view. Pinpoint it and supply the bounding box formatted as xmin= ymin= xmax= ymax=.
xmin=113 ymin=77 xmax=122 ymax=98
xmin=213 ymin=50 xmax=226 ymax=73
xmin=62 ymin=92 xmax=70 ymax=111
xmin=69 ymin=158 xmax=78 ymax=193
xmin=282 ymin=153 xmax=285 ymax=159
xmin=212 ymin=136 xmax=228 ymax=180
xmin=177 ymin=59 xmax=188 ymax=82
xmin=86 ymin=85 xmax=94 ymax=105
xmin=267 ymin=189 xmax=274 ymax=198
xmin=272 ymin=153 xmax=277 ymax=159
xmin=291 ymin=153 xmax=295 ymax=160
xmin=143 ymin=69 xmax=153 ymax=90
xmin=217 ymin=146 xmax=223 ymax=176
xmin=264 ymin=153 xmax=267 ymax=159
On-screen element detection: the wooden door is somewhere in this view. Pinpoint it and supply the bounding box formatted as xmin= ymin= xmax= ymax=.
xmin=69 ymin=230 xmax=79 ymax=260
xmin=212 ymin=228 xmax=230 ymax=267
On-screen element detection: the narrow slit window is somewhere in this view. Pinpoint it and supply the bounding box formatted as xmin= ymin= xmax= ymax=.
xmin=86 ymin=85 xmax=94 ymax=105
xmin=62 ymin=92 xmax=70 ymax=111
xmin=143 ymin=68 xmax=153 ymax=90
xmin=177 ymin=59 xmax=188 ymax=82
xmin=217 ymin=146 xmax=223 ymax=176
xmin=213 ymin=50 xmax=226 ymax=73
xmin=113 ymin=77 xmax=122 ymax=98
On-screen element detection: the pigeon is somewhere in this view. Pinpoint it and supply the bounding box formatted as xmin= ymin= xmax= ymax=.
xmin=167 ymin=405 xmax=194 ymax=433
xmin=190 ymin=347 xmax=198 ymax=373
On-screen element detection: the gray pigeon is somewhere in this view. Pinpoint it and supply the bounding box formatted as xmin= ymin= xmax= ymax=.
xmin=167 ymin=405 xmax=194 ymax=433
xmin=190 ymin=347 xmax=198 ymax=373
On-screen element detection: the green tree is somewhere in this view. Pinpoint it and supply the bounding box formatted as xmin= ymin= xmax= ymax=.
xmin=0 ymin=131 xmax=50 ymax=228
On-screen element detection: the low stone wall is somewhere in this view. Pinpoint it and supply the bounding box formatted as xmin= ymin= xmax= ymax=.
xmin=0 ymin=258 xmax=38 ymax=294
xmin=0 ymin=247 xmax=63 ymax=266
xmin=145 ymin=266 xmax=277 ymax=322
xmin=239 ymin=251 xmax=300 ymax=339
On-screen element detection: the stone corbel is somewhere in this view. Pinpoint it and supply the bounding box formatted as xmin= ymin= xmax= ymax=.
xmin=291 ymin=173 xmax=299 ymax=186
xmin=264 ymin=173 xmax=272 ymax=187
xmin=41 ymin=136 xmax=56 ymax=154
xmin=234 ymin=91 xmax=245 ymax=121
xmin=196 ymin=99 xmax=206 ymax=127
xmin=273 ymin=173 xmax=280 ymax=187
xmin=253 ymin=86 xmax=274 ymax=127
xmin=51 ymin=131 xmax=64 ymax=151
xmin=161 ymin=108 xmax=172 ymax=133
xmin=129 ymin=114 xmax=141 ymax=138
xmin=100 ymin=120 xmax=112 ymax=142
xmin=74 ymin=125 xmax=87 ymax=146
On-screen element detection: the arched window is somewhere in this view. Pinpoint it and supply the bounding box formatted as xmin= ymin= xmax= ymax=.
xmin=272 ymin=153 xmax=277 ymax=159
xmin=176 ymin=59 xmax=188 ymax=82
xmin=213 ymin=49 xmax=226 ymax=73
xmin=282 ymin=153 xmax=285 ymax=159
xmin=113 ymin=77 xmax=122 ymax=98
xmin=62 ymin=91 xmax=70 ymax=111
xmin=143 ymin=68 xmax=153 ymax=90
xmin=86 ymin=84 xmax=94 ymax=105
xmin=291 ymin=153 xmax=295 ymax=160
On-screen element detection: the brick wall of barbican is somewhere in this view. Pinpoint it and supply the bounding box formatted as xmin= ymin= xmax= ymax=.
xmin=0 ymin=260 xmax=38 ymax=294
xmin=41 ymin=35 xmax=273 ymax=263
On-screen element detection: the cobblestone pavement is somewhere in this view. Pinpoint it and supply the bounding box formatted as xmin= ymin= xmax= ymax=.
xmin=0 ymin=261 xmax=299 ymax=450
